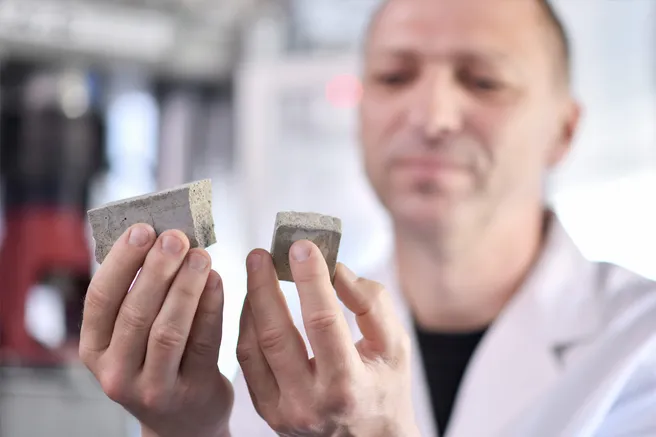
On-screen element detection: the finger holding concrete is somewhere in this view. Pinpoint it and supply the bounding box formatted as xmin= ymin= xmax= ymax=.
xmin=143 ymin=248 xmax=212 ymax=387
xmin=245 ymin=249 xmax=313 ymax=391
xmin=288 ymin=240 xmax=357 ymax=379
xmin=108 ymin=230 xmax=190 ymax=374
xmin=80 ymin=223 xmax=156 ymax=363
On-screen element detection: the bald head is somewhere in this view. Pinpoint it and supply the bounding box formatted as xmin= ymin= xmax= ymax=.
xmin=535 ymin=0 xmax=571 ymax=84
xmin=366 ymin=0 xmax=571 ymax=86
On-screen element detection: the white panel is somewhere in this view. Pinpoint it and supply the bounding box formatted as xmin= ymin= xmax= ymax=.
xmin=236 ymin=55 xmax=391 ymax=273
xmin=157 ymin=89 xmax=197 ymax=189
xmin=550 ymin=0 xmax=656 ymax=194
xmin=291 ymin=0 xmax=380 ymax=49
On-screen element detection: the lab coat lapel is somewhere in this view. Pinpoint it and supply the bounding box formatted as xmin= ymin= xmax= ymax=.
xmin=444 ymin=216 xmax=602 ymax=437
xmin=502 ymin=289 xmax=656 ymax=437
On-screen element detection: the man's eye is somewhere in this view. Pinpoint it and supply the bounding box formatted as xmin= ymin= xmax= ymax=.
xmin=468 ymin=76 xmax=503 ymax=92
xmin=375 ymin=72 xmax=413 ymax=87
xmin=476 ymin=78 xmax=501 ymax=90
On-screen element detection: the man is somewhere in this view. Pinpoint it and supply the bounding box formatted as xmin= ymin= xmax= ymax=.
xmin=79 ymin=0 xmax=656 ymax=436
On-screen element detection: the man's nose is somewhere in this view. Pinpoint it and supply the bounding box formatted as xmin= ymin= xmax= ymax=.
xmin=409 ymin=73 xmax=463 ymax=139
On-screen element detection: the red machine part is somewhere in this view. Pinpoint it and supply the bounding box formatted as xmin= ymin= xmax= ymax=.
xmin=0 ymin=208 xmax=91 ymax=365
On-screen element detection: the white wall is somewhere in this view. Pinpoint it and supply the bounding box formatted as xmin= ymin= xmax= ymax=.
xmin=550 ymin=0 xmax=656 ymax=192
xmin=548 ymin=0 xmax=656 ymax=279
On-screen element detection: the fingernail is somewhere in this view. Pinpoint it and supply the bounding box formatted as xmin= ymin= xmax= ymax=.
xmin=162 ymin=235 xmax=183 ymax=254
xmin=291 ymin=240 xmax=311 ymax=262
xmin=188 ymin=252 xmax=209 ymax=271
xmin=128 ymin=225 xmax=151 ymax=246
xmin=247 ymin=253 xmax=262 ymax=272
xmin=340 ymin=264 xmax=358 ymax=282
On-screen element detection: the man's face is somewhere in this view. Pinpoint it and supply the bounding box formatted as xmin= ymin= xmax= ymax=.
xmin=359 ymin=0 xmax=579 ymax=232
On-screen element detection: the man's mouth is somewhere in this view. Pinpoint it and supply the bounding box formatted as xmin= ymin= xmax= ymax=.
xmin=392 ymin=156 xmax=469 ymax=172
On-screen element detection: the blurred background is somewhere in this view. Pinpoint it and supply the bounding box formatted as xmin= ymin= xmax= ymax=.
xmin=0 ymin=0 xmax=654 ymax=435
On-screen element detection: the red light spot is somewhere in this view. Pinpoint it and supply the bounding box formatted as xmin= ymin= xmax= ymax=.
xmin=325 ymin=74 xmax=362 ymax=108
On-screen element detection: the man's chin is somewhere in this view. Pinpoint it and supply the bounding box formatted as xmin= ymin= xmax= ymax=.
xmin=388 ymin=196 xmax=462 ymax=233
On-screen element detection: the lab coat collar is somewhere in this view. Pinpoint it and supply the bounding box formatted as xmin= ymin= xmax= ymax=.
xmin=371 ymin=212 xmax=603 ymax=437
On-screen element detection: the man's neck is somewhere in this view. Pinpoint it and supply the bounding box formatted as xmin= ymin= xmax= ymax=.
xmin=394 ymin=207 xmax=546 ymax=333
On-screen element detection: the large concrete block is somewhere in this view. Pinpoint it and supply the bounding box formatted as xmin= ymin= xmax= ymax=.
xmin=270 ymin=211 xmax=342 ymax=282
xmin=88 ymin=179 xmax=216 ymax=264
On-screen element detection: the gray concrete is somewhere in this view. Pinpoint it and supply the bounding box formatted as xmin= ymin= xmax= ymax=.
xmin=270 ymin=211 xmax=342 ymax=282
xmin=0 ymin=365 xmax=134 ymax=437
xmin=88 ymin=179 xmax=216 ymax=264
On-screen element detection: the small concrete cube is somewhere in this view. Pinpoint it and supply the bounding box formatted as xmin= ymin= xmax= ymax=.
xmin=270 ymin=211 xmax=342 ymax=282
xmin=87 ymin=179 xmax=216 ymax=264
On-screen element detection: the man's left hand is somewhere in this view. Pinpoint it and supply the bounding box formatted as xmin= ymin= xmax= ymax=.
xmin=236 ymin=240 xmax=420 ymax=437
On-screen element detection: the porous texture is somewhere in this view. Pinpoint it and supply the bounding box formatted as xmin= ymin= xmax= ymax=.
xmin=270 ymin=211 xmax=342 ymax=282
xmin=88 ymin=179 xmax=216 ymax=264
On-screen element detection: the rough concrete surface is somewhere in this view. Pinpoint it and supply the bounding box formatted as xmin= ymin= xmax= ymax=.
xmin=87 ymin=179 xmax=216 ymax=264
xmin=270 ymin=211 xmax=342 ymax=282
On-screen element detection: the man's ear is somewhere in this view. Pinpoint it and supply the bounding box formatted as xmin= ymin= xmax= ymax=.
xmin=548 ymin=99 xmax=582 ymax=168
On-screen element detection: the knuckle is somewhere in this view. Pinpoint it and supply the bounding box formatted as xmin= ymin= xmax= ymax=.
xmin=148 ymin=248 xmax=187 ymax=273
xmin=247 ymin=279 xmax=267 ymax=296
xmin=235 ymin=343 xmax=256 ymax=366
xmin=266 ymin=415 xmax=289 ymax=434
xmin=323 ymin=383 xmax=358 ymax=416
xmin=119 ymin=303 xmax=152 ymax=332
xmin=151 ymin=323 xmax=187 ymax=351
xmin=351 ymin=280 xmax=386 ymax=315
xmin=306 ymin=310 xmax=339 ymax=334
xmin=78 ymin=343 xmax=99 ymax=366
xmin=99 ymin=370 xmax=129 ymax=404
xmin=269 ymin=410 xmax=319 ymax=435
xmin=140 ymin=388 xmax=169 ymax=413
xmin=293 ymin=266 xmax=325 ymax=285
xmin=258 ymin=326 xmax=288 ymax=355
xmin=371 ymin=280 xmax=386 ymax=295
xmin=196 ymin=299 xmax=222 ymax=323
xmin=175 ymin=282 xmax=203 ymax=301
xmin=380 ymin=353 xmax=402 ymax=369
xmin=148 ymin=253 xmax=181 ymax=273
xmin=380 ymin=332 xmax=411 ymax=369
xmin=290 ymin=414 xmax=320 ymax=433
xmin=363 ymin=280 xmax=386 ymax=301
xmin=84 ymin=282 xmax=112 ymax=311
xmin=187 ymin=335 xmax=217 ymax=359
xmin=246 ymin=280 xmax=274 ymax=304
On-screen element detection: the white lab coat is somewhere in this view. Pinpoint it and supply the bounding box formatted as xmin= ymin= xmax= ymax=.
xmin=229 ymin=215 xmax=656 ymax=436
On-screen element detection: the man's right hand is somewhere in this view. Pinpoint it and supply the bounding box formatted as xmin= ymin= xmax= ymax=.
xmin=79 ymin=224 xmax=233 ymax=437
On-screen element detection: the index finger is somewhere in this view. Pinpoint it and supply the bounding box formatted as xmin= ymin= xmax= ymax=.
xmin=80 ymin=224 xmax=156 ymax=359
xmin=288 ymin=240 xmax=357 ymax=377
xmin=245 ymin=249 xmax=312 ymax=390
